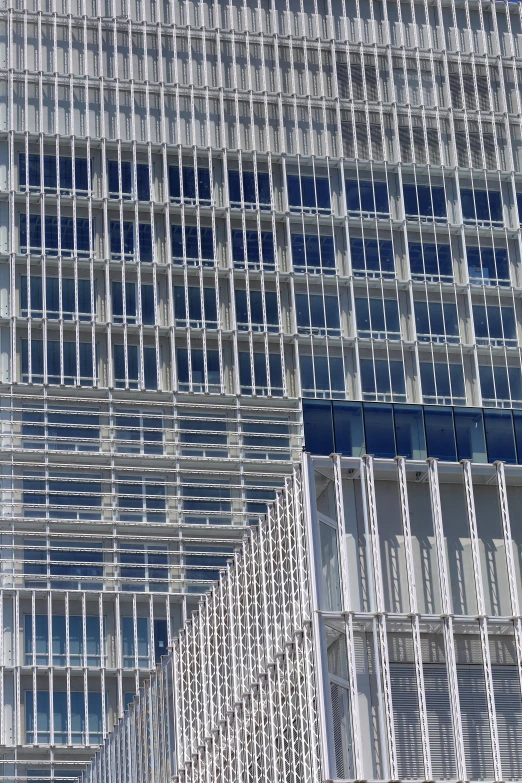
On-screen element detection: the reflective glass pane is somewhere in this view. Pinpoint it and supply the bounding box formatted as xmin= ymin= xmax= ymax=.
xmin=363 ymin=403 xmax=395 ymax=458
xmin=394 ymin=405 xmax=427 ymax=459
xmin=332 ymin=402 xmax=365 ymax=457
xmin=302 ymin=400 xmax=334 ymax=455
xmin=484 ymin=409 xmax=516 ymax=464
xmin=424 ymin=406 xmax=457 ymax=461
xmin=454 ymin=408 xmax=487 ymax=463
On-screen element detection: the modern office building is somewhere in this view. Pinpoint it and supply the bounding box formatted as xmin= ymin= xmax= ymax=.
xmin=81 ymin=452 xmax=522 ymax=783
xmin=2 ymin=0 xmax=522 ymax=778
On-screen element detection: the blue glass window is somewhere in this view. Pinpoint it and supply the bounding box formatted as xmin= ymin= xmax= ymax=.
xmin=296 ymin=293 xmax=340 ymax=335
xmin=19 ymin=154 xmax=89 ymax=193
xmin=235 ymin=289 xmax=278 ymax=331
xmin=19 ymin=154 xmax=41 ymax=189
xmin=332 ymin=402 xmax=365 ymax=457
xmin=136 ymin=164 xmax=150 ymax=200
xmin=110 ymin=221 xmax=134 ymax=259
xmin=138 ymin=224 xmax=153 ymax=263
xmin=409 ymin=242 xmax=453 ymax=282
xmin=113 ymin=345 xmax=155 ymax=390
xmin=228 ymin=170 xmax=270 ymax=208
xmin=394 ymin=405 xmax=427 ymax=459
xmin=454 ymin=408 xmax=487 ymax=463
xmin=355 ymin=297 xmax=400 ymax=339
xmin=171 ymin=225 xmax=214 ymax=264
xmin=360 ymin=358 xmax=406 ymax=401
xmin=467 ymin=246 xmax=509 ymax=286
xmin=291 ymin=233 xmax=335 ymax=274
xmin=403 ymin=184 xmax=446 ymax=220
xmin=287 ymin=174 xmax=330 ymax=212
xmin=232 ymin=230 xmax=275 ymax=269
xmin=346 ymin=179 xmax=389 ymax=216
xmin=169 ymin=165 xmax=211 ymax=203
xmin=112 ymin=281 xmax=136 ymax=324
xmin=141 ymin=285 xmax=155 ymax=325
xmin=414 ymin=300 xmax=460 ymax=343
xmin=174 ymin=286 xmax=218 ymax=328
xmin=517 ymin=194 xmax=522 ymax=224
xmin=424 ymin=406 xmax=457 ymax=461
xmin=21 ymin=340 xmax=93 ymax=385
xmin=479 ymin=364 xmax=522 ymax=405
xmin=111 ymin=282 xmax=154 ymax=325
xmin=176 ymin=348 xmax=221 ymax=390
xmin=420 ymin=361 xmax=465 ymax=404
xmin=363 ymin=403 xmax=396 ymax=458
xmin=26 ymin=691 xmax=102 ymax=744
xmin=121 ymin=617 xmax=150 ymax=667
xmin=20 ymin=216 xmax=90 ymax=256
xmin=473 ymin=304 xmax=517 ymax=347
xmin=461 ymin=188 xmax=503 ymax=225
xmin=350 ymin=238 xmax=395 ymax=278
xmin=239 ymin=352 xmax=283 ymax=395
xmin=299 ymin=354 xmax=345 ymax=398
xmin=21 ymin=276 xmax=92 ymax=320
xmin=107 ymin=160 xmax=132 ymax=198
xmin=483 ymin=409 xmax=517 ymax=463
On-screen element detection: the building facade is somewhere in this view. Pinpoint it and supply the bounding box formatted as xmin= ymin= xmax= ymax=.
xmin=2 ymin=0 xmax=522 ymax=778
xmin=80 ymin=452 xmax=522 ymax=783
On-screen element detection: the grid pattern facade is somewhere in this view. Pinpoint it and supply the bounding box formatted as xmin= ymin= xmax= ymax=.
xmin=82 ymin=466 xmax=322 ymax=783
xmin=81 ymin=452 xmax=522 ymax=783
xmin=3 ymin=0 xmax=522 ymax=779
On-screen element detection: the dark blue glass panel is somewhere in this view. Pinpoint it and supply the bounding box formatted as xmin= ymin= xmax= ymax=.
xmin=136 ymin=164 xmax=150 ymax=201
xmin=303 ymin=400 xmax=334 ymax=456
xmin=144 ymin=346 xmax=157 ymax=390
xmin=75 ymin=158 xmax=88 ymax=191
xmin=242 ymin=172 xmax=256 ymax=203
xmin=261 ymin=233 xmax=274 ymax=265
xmin=171 ymin=225 xmax=183 ymax=258
xmin=403 ymin=184 xmax=419 ymax=215
xmin=141 ymin=285 xmax=154 ymax=324
xmin=257 ymin=173 xmax=271 ymax=205
xmin=182 ymin=167 xmax=196 ymax=198
xmin=59 ymin=157 xmax=73 ymax=189
xmin=43 ymin=156 xmax=57 ymax=189
xmin=315 ymin=178 xmax=331 ymax=209
xmin=424 ymin=406 xmax=456 ymax=461
xmin=487 ymin=191 xmax=502 ymax=222
xmin=232 ymin=230 xmax=244 ymax=262
xmin=517 ymin=194 xmax=522 ymax=223
xmin=199 ymin=227 xmax=214 ymax=259
xmin=374 ymin=182 xmax=389 ymax=213
xmin=176 ymin=348 xmax=189 ymax=383
xmin=228 ymin=170 xmax=241 ymax=203
xmin=19 ymin=154 xmax=41 ymax=188
xmin=44 ymin=217 xmax=59 ymax=253
xmin=169 ymin=166 xmax=181 ymax=199
xmin=484 ymin=409 xmax=516 ymax=464
xmin=363 ymin=403 xmax=395 ymax=458
xmin=287 ymin=175 xmax=302 ymax=207
xmin=107 ymin=160 xmax=119 ymax=195
xmin=123 ymin=222 xmax=134 ymax=254
xmin=197 ymin=168 xmax=211 ymax=200
xmin=346 ymin=179 xmax=361 ymax=212
xmin=121 ymin=161 xmax=132 ymax=194
xmin=60 ymin=217 xmax=74 ymax=250
xmin=333 ymin=402 xmax=365 ymax=457
xmin=454 ymin=408 xmax=487 ymax=463
xmin=76 ymin=219 xmax=91 ymax=252
xmin=394 ymin=405 xmax=427 ymax=459
xmin=138 ymin=224 xmax=152 ymax=262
